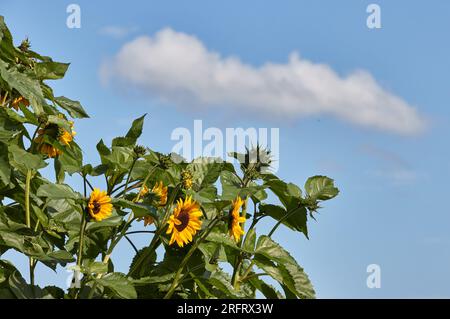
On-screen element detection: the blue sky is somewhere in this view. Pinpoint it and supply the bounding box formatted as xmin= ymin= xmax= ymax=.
xmin=2 ymin=0 xmax=450 ymax=298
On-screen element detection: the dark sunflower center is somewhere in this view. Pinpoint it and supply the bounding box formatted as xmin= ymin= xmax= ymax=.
xmin=228 ymin=211 xmax=235 ymax=230
xmin=43 ymin=124 xmax=60 ymax=139
xmin=175 ymin=210 xmax=190 ymax=232
xmin=92 ymin=201 xmax=101 ymax=214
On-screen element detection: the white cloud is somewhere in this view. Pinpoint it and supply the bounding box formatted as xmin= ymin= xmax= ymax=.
xmin=100 ymin=28 xmax=426 ymax=135
xmin=98 ymin=26 xmax=139 ymax=38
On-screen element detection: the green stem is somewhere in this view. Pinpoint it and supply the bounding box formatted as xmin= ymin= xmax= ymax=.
xmin=240 ymin=260 xmax=255 ymax=282
xmin=163 ymin=218 xmax=220 ymax=299
xmin=96 ymin=161 xmax=151 ymax=280
xmin=123 ymin=235 xmax=140 ymax=255
xmin=1 ymin=91 xmax=8 ymax=106
xmin=25 ymin=170 xmax=32 ymax=228
xmin=77 ymin=215 xmax=87 ymax=269
xmin=125 ymin=230 xmax=156 ymax=235
xmin=124 ymin=158 xmax=138 ymax=195
xmin=267 ymin=205 xmax=301 ymax=238
xmin=128 ymin=183 xmax=179 ymax=278
xmin=25 ymin=169 xmax=34 ymax=286
xmin=240 ymin=272 xmax=268 ymax=282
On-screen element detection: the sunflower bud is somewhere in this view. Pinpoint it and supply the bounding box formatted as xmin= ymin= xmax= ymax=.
xmin=133 ymin=145 xmax=147 ymax=158
xmin=181 ymin=170 xmax=193 ymax=190
xmin=19 ymin=38 xmax=31 ymax=52
xmin=38 ymin=114 xmax=48 ymax=125
xmin=158 ymin=153 xmax=173 ymax=169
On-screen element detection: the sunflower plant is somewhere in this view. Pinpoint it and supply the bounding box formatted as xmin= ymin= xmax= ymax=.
xmin=0 ymin=16 xmax=339 ymax=299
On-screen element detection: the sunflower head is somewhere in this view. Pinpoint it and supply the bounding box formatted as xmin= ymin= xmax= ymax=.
xmin=133 ymin=145 xmax=147 ymax=158
xmin=166 ymin=196 xmax=202 ymax=247
xmin=152 ymin=181 xmax=168 ymax=206
xmin=58 ymin=121 xmax=76 ymax=146
xmin=229 ymin=196 xmax=246 ymax=242
xmin=139 ymin=184 xmax=149 ymax=198
xmin=34 ymin=118 xmax=76 ymax=158
xmin=88 ymin=188 xmax=113 ymax=221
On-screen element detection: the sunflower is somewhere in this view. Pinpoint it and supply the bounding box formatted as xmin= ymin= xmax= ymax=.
xmin=138 ymin=182 xmax=168 ymax=227
xmin=10 ymin=96 xmax=29 ymax=110
xmin=181 ymin=170 xmax=193 ymax=190
xmin=34 ymin=118 xmax=76 ymax=158
xmin=152 ymin=181 xmax=168 ymax=206
xmin=229 ymin=196 xmax=246 ymax=242
xmin=88 ymin=188 xmax=113 ymax=221
xmin=166 ymin=196 xmax=202 ymax=247
xmin=59 ymin=121 xmax=76 ymax=146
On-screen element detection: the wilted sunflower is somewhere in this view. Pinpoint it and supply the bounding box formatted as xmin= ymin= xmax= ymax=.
xmin=34 ymin=118 xmax=76 ymax=158
xmin=88 ymin=188 xmax=113 ymax=221
xmin=166 ymin=196 xmax=202 ymax=247
xmin=10 ymin=96 xmax=29 ymax=110
xmin=229 ymin=196 xmax=246 ymax=242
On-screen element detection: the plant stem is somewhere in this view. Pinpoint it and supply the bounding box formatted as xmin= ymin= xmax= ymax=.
xmin=124 ymin=158 xmax=138 ymax=195
xmin=87 ymin=165 xmax=158 ymax=298
xmin=1 ymin=91 xmax=8 ymax=106
xmin=128 ymin=183 xmax=179 ymax=277
xmin=25 ymin=170 xmax=32 ymax=228
xmin=123 ymin=235 xmax=140 ymax=255
xmin=239 ymin=260 xmax=255 ymax=282
xmin=25 ymin=169 xmax=35 ymax=286
xmin=77 ymin=215 xmax=87 ymax=269
xmin=163 ymin=218 xmax=220 ymax=299
xmin=125 ymin=230 xmax=156 ymax=235
xmin=267 ymin=205 xmax=301 ymax=238
xmin=239 ymin=272 xmax=268 ymax=282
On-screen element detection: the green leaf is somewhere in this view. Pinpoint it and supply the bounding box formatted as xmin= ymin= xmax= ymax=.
xmin=205 ymin=227 xmax=241 ymax=251
xmin=0 ymin=60 xmax=46 ymax=114
xmin=188 ymin=158 xmax=223 ymax=189
xmin=54 ymin=96 xmax=89 ymax=118
xmin=95 ymin=272 xmax=137 ymax=299
xmin=8 ymin=270 xmax=53 ymax=299
xmin=112 ymin=198 xmax=157 ymax=219
xmin=305 ymin=175 xmax=339 ymax=201
xmin=254 ymin=236 xmax=315 ymax=299
xmin=82 ymin=260 xmax=108 ymax=275
xmin=263 ymin=174 xmax=301 ymax=208
xmin=0 ymin=142 xmax=11 ymax=185
xmin=242 ymin=228 xmax=256 ymax=252
xmin=34 ymin=62 xmax=69 ymax=80
xmin=125 ymin=115 xmax=146 ymax=143
xmin=86 ymin=216 xmax=123 ymax=231
xmin=47 ymin=114 xmax=72 ymax=132
xmin=37 ymin=183 xmax=79 ymax=200
xmin=8 ymin=144 xmax=47 ymax=171
xmin=248 ymin=277 xmax=282 ymax=299
xmin=208 ymin=269 xmax=245 ymax=298
xmin=259 ymin=203 xmax=308 ymax=237
xmin=58 ymin=142 xmax=83 ymax=174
